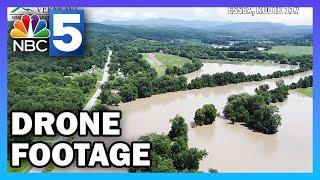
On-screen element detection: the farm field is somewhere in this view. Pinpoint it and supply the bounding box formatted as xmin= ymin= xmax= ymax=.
xmin=269 ymin=46 xmax=312 ymax=56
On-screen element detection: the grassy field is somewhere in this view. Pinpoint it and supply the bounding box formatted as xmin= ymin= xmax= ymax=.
xmin=142 ymin=53 xmax=166 ymax=76
xmin=269 ymin=46 xmax=312 ymax=57
xmin=154 ymin=53 xmax=191 ymax=67
xmin=143 ymin=53 xmax=192 ymax=76
xmin=295 ymin=87 xmax=312 ymax=97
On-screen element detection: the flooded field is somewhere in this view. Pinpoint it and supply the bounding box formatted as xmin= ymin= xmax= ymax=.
xmin=115 ymin=71 xmax=312 ymax=172
xmin=185 ymin=62 xmax=299 ymax=82
xmin=59 ymin=71 xmax=312 ymax=173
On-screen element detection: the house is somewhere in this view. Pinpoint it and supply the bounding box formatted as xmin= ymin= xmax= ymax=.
xmin=87 ymin=65 xmax=97 ymax=73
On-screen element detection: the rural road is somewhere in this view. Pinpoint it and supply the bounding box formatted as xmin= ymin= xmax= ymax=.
xmin=29 ymin=50 xmax=112 ymax=173
xmin=83 ymin=50 xmax=112 ymax=111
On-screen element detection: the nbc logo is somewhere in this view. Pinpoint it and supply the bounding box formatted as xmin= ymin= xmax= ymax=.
xmin=10 ymin=10 xmax=84 ymax=56
xmin=11 ymin=14 xmax=50 ymax=52
xmin=10 ymin=14 xmax=50 ymax=38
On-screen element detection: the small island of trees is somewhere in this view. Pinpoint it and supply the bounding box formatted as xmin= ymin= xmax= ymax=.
xmin=223 ymin=76 xmax=312 ymax=134
xmin=194 ymin=104 xmax=217 ymax=126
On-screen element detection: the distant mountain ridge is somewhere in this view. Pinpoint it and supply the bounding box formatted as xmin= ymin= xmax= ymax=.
xmin=101 ymin=18 xmax=312 ymax=33
xmin=216 ymin=22 xmax=311 ymax=33
xmin=101 ymin=18 xmax=228 ymax=30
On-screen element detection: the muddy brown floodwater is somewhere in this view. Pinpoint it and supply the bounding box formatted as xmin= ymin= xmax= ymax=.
xmin=184 ymin=62 xmax=299 ymax=82
xmin=115 ymin=71 xmax=312 ymax=172
xmin=57 ymin=70 xmax=311 ymax=173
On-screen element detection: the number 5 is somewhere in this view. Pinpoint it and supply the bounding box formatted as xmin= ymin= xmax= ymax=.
xmin=52 ymin=14 xmax=82 ymax=52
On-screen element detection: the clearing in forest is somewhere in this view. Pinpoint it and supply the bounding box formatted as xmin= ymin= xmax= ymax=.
xmin=143 ymin=52 xmax=192 ymax=76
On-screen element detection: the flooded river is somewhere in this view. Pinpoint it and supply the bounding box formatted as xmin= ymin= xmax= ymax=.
xmin=185 ymin=62 xmax=299 ymax=82
xmin=60 ymin=71 xmax=312 ymax=173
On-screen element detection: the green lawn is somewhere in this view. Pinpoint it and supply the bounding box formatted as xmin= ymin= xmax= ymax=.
xmin=269 ymin=46 xmax=312 ymax=57
xmin=154 ymin=53 xmax=191 ymax=67
xmin=295 ymin=87 xmax=312 ymax=97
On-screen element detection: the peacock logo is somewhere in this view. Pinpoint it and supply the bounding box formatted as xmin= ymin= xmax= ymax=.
xmin=10 ymin=14 xmax=50 ymax=39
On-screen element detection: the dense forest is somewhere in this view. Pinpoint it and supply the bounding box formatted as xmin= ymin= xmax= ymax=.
xmin=8 ymin=28 xmax=111 ymax=145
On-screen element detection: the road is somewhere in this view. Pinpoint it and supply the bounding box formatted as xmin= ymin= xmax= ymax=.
xmin=82 ymin=50 xmax=112 ymax=111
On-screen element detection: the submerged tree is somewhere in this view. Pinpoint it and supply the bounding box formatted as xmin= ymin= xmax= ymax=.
xmin=194 ymin=104 xmax=217 ymax=126
xmin=129 ymin=115 xmax=207 ymax=172
xmin=223 ymin=89 xmax=283 ymax=134
xmin=250 ymin=105 xmax=281 ymax=134
xmin=168 ymin=115 xmax=188 ymax=141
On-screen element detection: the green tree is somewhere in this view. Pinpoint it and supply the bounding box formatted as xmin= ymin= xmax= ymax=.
xmin=251 ymin=105 xmax=281 ymax=134
xmin=172 ymin=148 xmax=207 ymax=171
xmin=255 ymin=84 xmax=272 ymax=104
xmin=194 ymin=104 xmax=217 ymax=126
xmin=73 ymin=74 xmax=97 ymax=93
xmin=171 ymin=137 xmax=188 ymax=155
xmin=140 ymin=134 xmax=172 ymax=158
xmin=93 ymin=103 xmax=109 ymax=111
xmin=194 ymin=108 xmax=205 ymax=126
xmin=100 ymin=90 xmax=121 ymax=105
xmin=119 ymin=84 xmax=138 ymax=102
xmin=126 ymin=115 xmax=208 ymax=172
xmin=168 ymin=115 xmax=188 ymax=141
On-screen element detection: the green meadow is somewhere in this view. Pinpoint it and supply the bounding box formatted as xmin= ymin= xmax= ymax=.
xmin=295 ymin=87 xmax=312 ymax=97
xmin=269 ymin=46 xmax=312 ymax=57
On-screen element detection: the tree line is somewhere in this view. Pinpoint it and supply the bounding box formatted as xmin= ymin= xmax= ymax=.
xmin=187 ymin=66 xmax=311 ymax=90
xmin=165 ymin=60 xmax=203 ymax=75
xmin=127 ymin=39 xmax=312 ymax=67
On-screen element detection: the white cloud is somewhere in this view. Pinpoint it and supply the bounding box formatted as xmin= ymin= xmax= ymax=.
xmin=84 ymin=7 xmax=312 ymax=26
